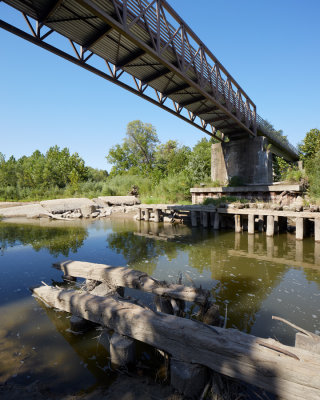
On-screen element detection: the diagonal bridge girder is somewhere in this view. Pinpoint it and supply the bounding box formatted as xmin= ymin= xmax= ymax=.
xmin=0 ymin=0 xmax=258 ymax=140
xmin=0 ymin=0 xmax=299 ymax=159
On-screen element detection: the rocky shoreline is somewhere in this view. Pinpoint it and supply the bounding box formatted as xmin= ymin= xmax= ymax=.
xmin=0 ymin=196 xmax=140 ymax=221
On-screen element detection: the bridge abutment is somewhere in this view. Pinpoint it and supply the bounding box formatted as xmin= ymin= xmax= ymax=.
xmin=211 ymin=136 xmax=273 ymax=185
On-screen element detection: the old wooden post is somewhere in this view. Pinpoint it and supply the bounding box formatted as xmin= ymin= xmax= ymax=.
xmin=210 ymin=212 xmax=215 ymax=227
xmin=234 ymin=215 xmax=242 ymax=233
xmin=274 ymin=216 xmax=279 ymax=234
xmin=191 ymin=211 xmax=198 ymax=227
xmin=170 ymin=358 xmax=208 ymax=399
xmin=202 ymin=211 xmax=208 ymax=228
xmin=266 ymin=215 xmax=274 ymax=237
xmin=248 ymin=214 xmax=255 ymax=234
xmin=296 ymin=217 xmax=305 ymax=240
xmin=155 ymin=295 xmax=174 ymax=314
xmin=213 ymin=212 xmax=220 ymax=230
xmin=110 ymin=333 xmax=136 ymax=366
xmin=154 ymin=208 xmax=160 ymax=223
xmin=315 ymin=218 xmax=320 ymax=242
xmin=144 ymin=208 xmax=150 ymax=221
xmin=258 ymin=215 xmax=264 ymax=232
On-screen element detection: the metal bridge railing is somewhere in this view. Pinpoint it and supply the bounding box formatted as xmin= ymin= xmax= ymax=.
xmin=256 ymin=115 xmax=299 ymax=159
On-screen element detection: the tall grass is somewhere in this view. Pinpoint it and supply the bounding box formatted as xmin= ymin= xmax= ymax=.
xmin=0 ymin=173 xmax=192 ymax=204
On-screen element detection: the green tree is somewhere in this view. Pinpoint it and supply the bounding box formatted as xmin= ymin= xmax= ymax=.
xmin=107 ymin=120 xmax=159 ymax=175
xmin=0 ymin=155 xmax=17 ymax=187
xmin=87 ymin=167 xmax=108 ymax=182
xmin=43 ymin=146 xmax=88 ymax=188
xmin=153 ymin=140 xmax=191 ymax=182
xmin=308 ymin=151 xmax=320 ymax=199
xmin=298 ymin=128 xmax=320 ymax=168
xmin=187 ymin=137 xmax=216 ymax=184
xmin=273 ymin=156 xmax=290 ymax=182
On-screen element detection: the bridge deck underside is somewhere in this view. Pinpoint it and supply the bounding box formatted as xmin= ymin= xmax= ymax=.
xmin=1 ymin=0 xmax=299 ymax=160
xmin=2 ymin=0 xmax=257 ymax=140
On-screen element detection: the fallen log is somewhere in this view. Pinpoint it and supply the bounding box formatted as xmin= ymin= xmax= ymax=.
xmin=33 ymin=286 xmax=320 ymax=400
xmin=53 ymin=260 xmax=209 ymax=304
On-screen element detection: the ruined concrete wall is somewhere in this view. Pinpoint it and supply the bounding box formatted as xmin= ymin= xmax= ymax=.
xmin=211 ymin=136 xmax=273 ymax=185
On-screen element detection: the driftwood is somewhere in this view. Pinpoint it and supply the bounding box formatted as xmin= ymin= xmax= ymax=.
xmin=33 ymin=285 xmax=320 ymax=400
xmin=53 ymin=260 xmax=209 ymax=304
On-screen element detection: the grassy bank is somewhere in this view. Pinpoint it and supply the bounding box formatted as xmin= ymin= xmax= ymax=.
xmin=0 ymin=174 xmax=193 ymax=204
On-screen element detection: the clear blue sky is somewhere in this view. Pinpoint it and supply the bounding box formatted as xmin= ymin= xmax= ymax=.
xmin=1 ymin=0 xmax=319 ymax=171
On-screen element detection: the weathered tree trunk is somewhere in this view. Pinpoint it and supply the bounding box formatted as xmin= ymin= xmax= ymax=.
xmin=53 ymin=260 xmax=209 ymax=304
xmin=33 ymin=286 xmax=320 ymax=400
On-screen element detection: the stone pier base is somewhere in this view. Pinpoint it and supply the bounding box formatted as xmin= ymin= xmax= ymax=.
xmin=211 ymin=136 xmax=273 ymax=185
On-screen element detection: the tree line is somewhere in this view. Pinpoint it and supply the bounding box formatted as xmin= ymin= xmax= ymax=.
xmin=0 ymin=121 xmax=215 ymax=202
xmin=107 ymin=120 xmax=215 ymax=184
xmin=1 ymin=121 xmax=319 ymax=203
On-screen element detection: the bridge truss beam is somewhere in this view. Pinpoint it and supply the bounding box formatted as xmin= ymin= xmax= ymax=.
xmin=0 ymin=0 xmax=259 ymax=141
xmin=0 ymin=14 xmax=223 ymax=140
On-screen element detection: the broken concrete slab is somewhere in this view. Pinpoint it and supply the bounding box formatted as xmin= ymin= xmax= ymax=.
xmin=98 ymin=196 xmax=140 ymax=206
xmin=0 ymin=204 xmax=51 ymax=219
xmin=40 ymin=198 xmax=96 ymax=214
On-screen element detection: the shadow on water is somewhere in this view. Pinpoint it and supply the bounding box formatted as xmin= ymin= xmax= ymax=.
xmin=0 ymin=218 xmax=319 ymax=398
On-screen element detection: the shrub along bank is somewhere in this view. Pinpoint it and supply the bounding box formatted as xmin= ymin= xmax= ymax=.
xmin=2 ymin=123 xmax=320 ymax=204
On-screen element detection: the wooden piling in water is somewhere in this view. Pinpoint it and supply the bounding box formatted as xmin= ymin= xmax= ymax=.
xmin=33 ymin=285 xmax=320 ymax=400
xmin=274 ymin=216 xmax=279 ymax=234
xmin=315 ymin=218 xmax=320 ymax=242
xmin=296 ymin=217 xmax=305 ymax=240
xmin=213 ymin=212 xmax=220 ymax=230
xmin=266 ymin=215 xmax=275 ymax=237
xmin=258 ymin=215 xmax=264 ymax=232
xmin=234 ymin=215 xmax=242 ymax=233
xmin=154 ymin=208 xmax=160 ymax=223
xmin=53 ymin=260 xmax=209 ymax=304
xmin=191 ymin=211 xmax=198 ymax=227
xmin=110 ymin=333 xmax=136 ymax=367
xmin=202 ymin=211 xmax=208 ymax=228
xmin=248 ymin=214 xmax=255 ymax=234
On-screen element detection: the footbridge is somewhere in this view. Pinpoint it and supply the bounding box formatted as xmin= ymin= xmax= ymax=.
xmin=1 ymin=0 xmax=299 ymax=180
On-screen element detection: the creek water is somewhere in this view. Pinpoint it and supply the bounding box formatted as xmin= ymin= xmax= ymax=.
xmin=0 ymin=217 xmax=319 ymax=395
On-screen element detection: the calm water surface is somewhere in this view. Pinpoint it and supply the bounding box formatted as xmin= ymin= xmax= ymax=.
xmin=0 ymin=218 xmax=319 ymax=394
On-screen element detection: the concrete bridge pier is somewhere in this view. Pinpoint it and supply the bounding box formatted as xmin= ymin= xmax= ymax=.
xmin=211 ymin=136 xmax=273 ymax=185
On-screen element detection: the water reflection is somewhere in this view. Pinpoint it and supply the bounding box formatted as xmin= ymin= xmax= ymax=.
xmin=1 ymin=218 xmax=320 ymax=394
xmin=0 ymin=221 xmax=88 ymax=257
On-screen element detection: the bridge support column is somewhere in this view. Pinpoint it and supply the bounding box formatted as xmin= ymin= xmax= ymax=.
xmin=191 ymin=211 xmax=198 ymax=227
xmin=248 ymin=214 xmax=255 ymax=234
xmin=266 ymin=215 xmax=275 ymax=237
xmin=202 ymin=211 xmax=208 ymax=228
xmin=211 ymin=136 xmax=273 ymax=185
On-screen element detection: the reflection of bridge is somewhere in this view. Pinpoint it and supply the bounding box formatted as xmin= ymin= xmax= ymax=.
xmin=1 ymin=0 xmax=298 ymax=164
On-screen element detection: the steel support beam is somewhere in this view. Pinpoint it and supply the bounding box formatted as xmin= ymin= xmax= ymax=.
xmin=179 ymin=96 xmax=205 ymax=107
xmin=83 ymin=24 xmax=113 ymax=49
xmin=39 ymin=0 xmax=64 ymax=23
xmin=163 ymin=83 xmax=190 ymax=96
xmin=76 ymin=0 xmax=257 ymax=137
xmin=0 ymin=18 xmax=223 ymax=143
xmin=116 ymin=48 xmax=146 ymax=68
xmin=143 ymin=68 xmax=170 ymax=83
